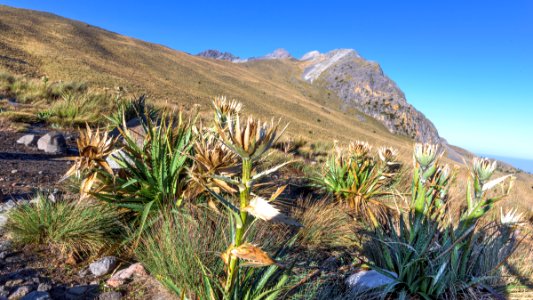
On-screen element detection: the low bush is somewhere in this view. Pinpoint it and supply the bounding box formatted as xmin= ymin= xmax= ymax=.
xmin=318 ymin=141 xmax=402 ymax=227
xmin=6 ymin=194 xmax=126 ymax=259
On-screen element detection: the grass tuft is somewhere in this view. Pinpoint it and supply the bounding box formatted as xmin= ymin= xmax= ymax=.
xmin=5 ymin=194 xmax=126 ymax=259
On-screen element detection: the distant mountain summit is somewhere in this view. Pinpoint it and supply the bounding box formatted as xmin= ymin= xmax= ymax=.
xmin=301 ymin=49 xmax=440 ymax=143
xmin=196 ymin=49 xmax=240 ymax=62
xmin=196 ymin=48 xmax=293 ymax=62
xmin=261 ymin=48 xmax=293 ymax=60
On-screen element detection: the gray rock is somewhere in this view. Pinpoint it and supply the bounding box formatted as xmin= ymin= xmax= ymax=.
xmin=8 ymin=285 xmax=33 ymax=299
xmin=36 ymin=283 xmax=52 ymax=292
xmin=345 ymin=270 xmax=396 ymax=293
xmin=0 ymin=214 xmax=7 ymax=229
xmin=37 ymin=132 xmax=67 ymax=154
xmin=2 ymin=200 xmax=17 ymax=211
xmin=21 ymin=291 xmax=50 ymax=300
xmin=98 ymin=291 xmax=122 ymax=300
xmin=106 ymin=149 xmax=129 ymax=170
xmin=16 ymin=135 xmax=38 ymax=147
xmin=0 ymin=239 xmax=10 ymax=251
xmin=89 ymin=256 xmax=118 ymax=277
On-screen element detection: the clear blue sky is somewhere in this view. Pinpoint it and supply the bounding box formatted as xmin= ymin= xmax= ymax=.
xmin=3 ymin=0 xmax=533 ymax=159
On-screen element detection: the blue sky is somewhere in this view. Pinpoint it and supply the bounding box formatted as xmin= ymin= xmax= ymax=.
xmin=2 ymin=0 xmax=533 ymax=159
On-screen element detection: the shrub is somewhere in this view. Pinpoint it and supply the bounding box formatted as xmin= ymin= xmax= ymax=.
xmin=6 ymin=194 xmax=125 ymax=259
xmin=362 ymin=144 xmax=519 ymax=299
xmin=318 ymin=141 xmax=401 ymax=227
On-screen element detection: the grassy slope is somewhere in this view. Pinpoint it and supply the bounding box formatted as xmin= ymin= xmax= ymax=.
xmin=0 ymin=5 xmax=531 ymax=208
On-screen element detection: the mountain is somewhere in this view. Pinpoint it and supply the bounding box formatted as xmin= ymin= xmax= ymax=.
xmin=198 ymin=48 xmax=294 ymax=63
xmin=301 ymin=49 xmax=440 ymax=142
xmin=196 ymin=49 xmax=240 ymax=62
xmin=195 ymin=47 xmax=439 ymax=142
xmin=0 ymin=5 xmax=409 ymax=152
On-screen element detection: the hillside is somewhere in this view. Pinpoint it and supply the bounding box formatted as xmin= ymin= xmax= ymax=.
xmin=0 ymin=5 xmax=414 ymax=149
xmin=0 ymin=4 xmax=531 ymax=207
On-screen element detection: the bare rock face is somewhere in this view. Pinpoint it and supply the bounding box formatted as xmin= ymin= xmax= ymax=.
xmin=302 ymin=49 xmax=440 ymax=143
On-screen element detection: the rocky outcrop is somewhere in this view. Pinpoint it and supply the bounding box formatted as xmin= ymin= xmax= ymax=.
xmin=301 ymin=49 xmax=440 ymax=143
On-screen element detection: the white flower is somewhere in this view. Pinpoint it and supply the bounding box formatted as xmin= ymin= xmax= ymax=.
xmin=500 ymin=208 xmax=524 ymax=227
xmin=413 ymin=143 xmax=440 ymax=168
xmin=472 ymin=157 xmax=497 ymax=183
xmin=244 ymin=197 xmax=301 ymax=227
xmin=378 ymin=146 xmax=398 ymax=162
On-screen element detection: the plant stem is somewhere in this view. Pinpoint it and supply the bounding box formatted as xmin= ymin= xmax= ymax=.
xmin=224 ymin=157 xmax=252 ymax=296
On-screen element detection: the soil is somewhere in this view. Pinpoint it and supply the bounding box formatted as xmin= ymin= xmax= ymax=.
xmin=0 ymin=130 xmax=77 ymax=201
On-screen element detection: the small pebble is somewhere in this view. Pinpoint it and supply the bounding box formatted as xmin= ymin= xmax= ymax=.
xmin=11 ymin=169 xmax=17 ymax=174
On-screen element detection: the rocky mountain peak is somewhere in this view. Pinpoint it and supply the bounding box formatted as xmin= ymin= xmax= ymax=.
xmin=262 ymin=48 xmax=293 ymax=60
xmin=302 ymin=48 xmax=440 ymax=143
xmin=196 ymin=49 xmax=240 ymax=62
xmin=300 ymin=50 xmax=321 ymax=61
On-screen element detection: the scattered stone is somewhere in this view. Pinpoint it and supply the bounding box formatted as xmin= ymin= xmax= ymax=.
xmin=16 ymin=135 xmax=38 ymax=147
xmin=36 ymin=283 xmax=52 ymax=292
xmin=106 ymin=263 xmax=146 ymax=287
xmin=8 ymin=285 xmax=33 ymax=299
xmin=38 ymin=171 xmax=43 ymax=175
xmin=21 ymin=291 xmax=51 ymax=300
xmin=345 ymin=270 xmax=396 ymax=294
xmin=37 ymin=132 xmax=67 ymax=154
xmin=98 ymin=291 xmax=122 ymax=300
xmin=11 ymin=170 xmax=17 ymax=174
xmin=89 ymin=256 xmax=118 ymax=277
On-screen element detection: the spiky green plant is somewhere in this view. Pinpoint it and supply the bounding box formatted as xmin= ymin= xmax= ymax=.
xmin=319 ymin=141 xmax=401 ymax=227
xmin=95 ymin=110 xmax=195 ymax=243
xmin=363 ymin=144 xmax=518 ymax=299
